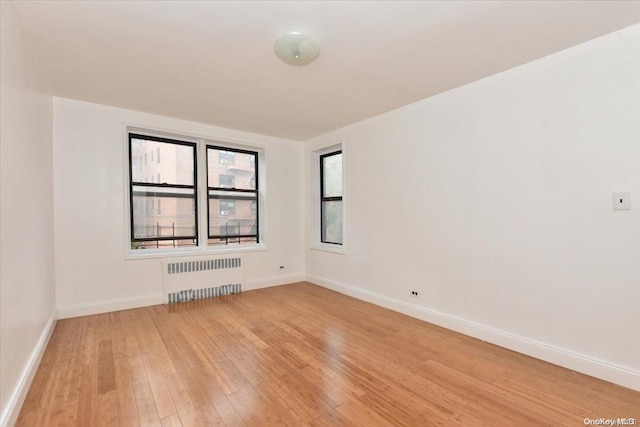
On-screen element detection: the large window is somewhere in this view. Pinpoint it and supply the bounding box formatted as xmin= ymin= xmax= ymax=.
xmin=129 ymin=134 xmax=198 ymax=249
xmin=320 ymin=151 xmax=343 ymax=245
xmin=207 ymin=146 xmax=259 ymax=246
xmin=128 ymin=133 xmax=261 ymax=252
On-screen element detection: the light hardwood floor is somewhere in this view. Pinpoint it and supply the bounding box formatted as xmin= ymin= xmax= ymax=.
xmin=16 ymin=282 xmax=639 ymax=426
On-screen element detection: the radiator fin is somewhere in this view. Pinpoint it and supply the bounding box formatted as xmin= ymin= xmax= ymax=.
xmin=167 ymin=283 xmax=242 ymax=304
xmin=167 ymin=257 xmax=241 ymax=275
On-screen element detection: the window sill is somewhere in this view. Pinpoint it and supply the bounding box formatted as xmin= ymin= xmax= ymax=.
xmin=125 ymin=243 xmax=267 ymax=260
xmin=310 ymin=243 xmax=345 ymax=254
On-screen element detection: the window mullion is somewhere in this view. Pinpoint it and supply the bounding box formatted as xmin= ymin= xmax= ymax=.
xmin=197 ymin=139 xmax=208 ymax=249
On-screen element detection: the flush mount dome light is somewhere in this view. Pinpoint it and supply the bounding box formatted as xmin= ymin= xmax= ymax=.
xmin=274 ymin=32 xmax=319 ymax=66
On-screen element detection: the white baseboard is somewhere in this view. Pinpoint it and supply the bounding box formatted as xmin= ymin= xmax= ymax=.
xmin=0 ymin=310 xmax=57 ymax=427
xmin=57 ymin=293 xmax=163 ymax=319
xmin=56 ymin=276 xmax=306 ymax=319
xmin=245 ymin=274 xmax=306 ymax=291
xmin=306 ymin=274 xmax=640 ymax=392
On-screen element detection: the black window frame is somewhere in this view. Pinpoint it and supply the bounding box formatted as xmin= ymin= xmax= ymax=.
xmin=128 ymin=133 xmax=199 ymax=248
xmin=206 ymin=145 xmax=259 ymax=244
xmin=320 ymin=150 xmax=343 ymax=245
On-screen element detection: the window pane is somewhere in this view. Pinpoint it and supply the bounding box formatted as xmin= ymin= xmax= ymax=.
xmin=219 ymin=150 xmax=235 ymax=165
xmin=208 ymin=237 xmax=257 ymax=246
xmin=322 ymin=153 xmax=342 ymax=198
xmin=131 ymin=138 xmax=194 ymax=185
xmin=208 ymin=192 xmax=257 ymax=237
xmin=132 ymin=239 xmax=196 ymax=250
xmin=220 ymin=200 xmax=236 ymax=215
xmin=208 ymin=148 xmax=256 ymax=190
xmin=322 ymin=200 xmax=343 ymax=244
xmin=209 ymin=219 xmax=257 ymax=237
xmin=132 ymin=194 xmax=196 ymax=239
xmin=219 ymin=174 xmax=235 ymax=188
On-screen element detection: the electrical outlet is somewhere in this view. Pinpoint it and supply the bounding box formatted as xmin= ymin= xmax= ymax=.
xmin=410 ymin=289 xmax=420 ymax=298
xmin=279 ymin=265 xmax=285 ymax=269
xmin=613 ymin=192 xmax=630 ymax=210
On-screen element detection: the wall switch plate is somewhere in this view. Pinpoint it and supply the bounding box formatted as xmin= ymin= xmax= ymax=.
xmin=613 ymin=192 xmax=630 ymax=210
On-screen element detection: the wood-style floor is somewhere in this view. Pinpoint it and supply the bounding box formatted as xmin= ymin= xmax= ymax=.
xmin=16 ymin=283 xmax=639 ymax=426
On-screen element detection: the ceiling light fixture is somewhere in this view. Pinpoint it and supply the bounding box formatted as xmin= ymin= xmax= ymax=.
xmin=274 ymin=32 xmax=319 ymax=66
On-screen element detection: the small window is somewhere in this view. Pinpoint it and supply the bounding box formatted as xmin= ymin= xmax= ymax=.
xmin=220 ymin=200 xmax=236 ymax=215
xmin=219 ymin=174 xmax=235 ymax=188
xmin=320 ymin=151 xmax=343 ymax=245
xmin=219 ymin=150 xmax=235 ymax=165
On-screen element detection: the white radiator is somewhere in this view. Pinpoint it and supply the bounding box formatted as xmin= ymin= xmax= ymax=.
xmin=161 ymin=256 xmax=244 ymax=304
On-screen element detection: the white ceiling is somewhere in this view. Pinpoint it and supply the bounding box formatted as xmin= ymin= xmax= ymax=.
xmin=13 ymin=1 xmax=640 ymax=141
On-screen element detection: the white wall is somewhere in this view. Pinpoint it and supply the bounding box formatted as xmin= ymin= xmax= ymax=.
xmin=53 ymin=98 xmax=305 ymax=316
xmin=0 ymin=1 xmax=56 ymax=425
xmin=306 ymin=25 xmax=640 ymax=389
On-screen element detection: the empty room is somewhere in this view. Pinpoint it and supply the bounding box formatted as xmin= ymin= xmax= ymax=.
xmin=1 ymin=1 xmax=639 ymax=426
